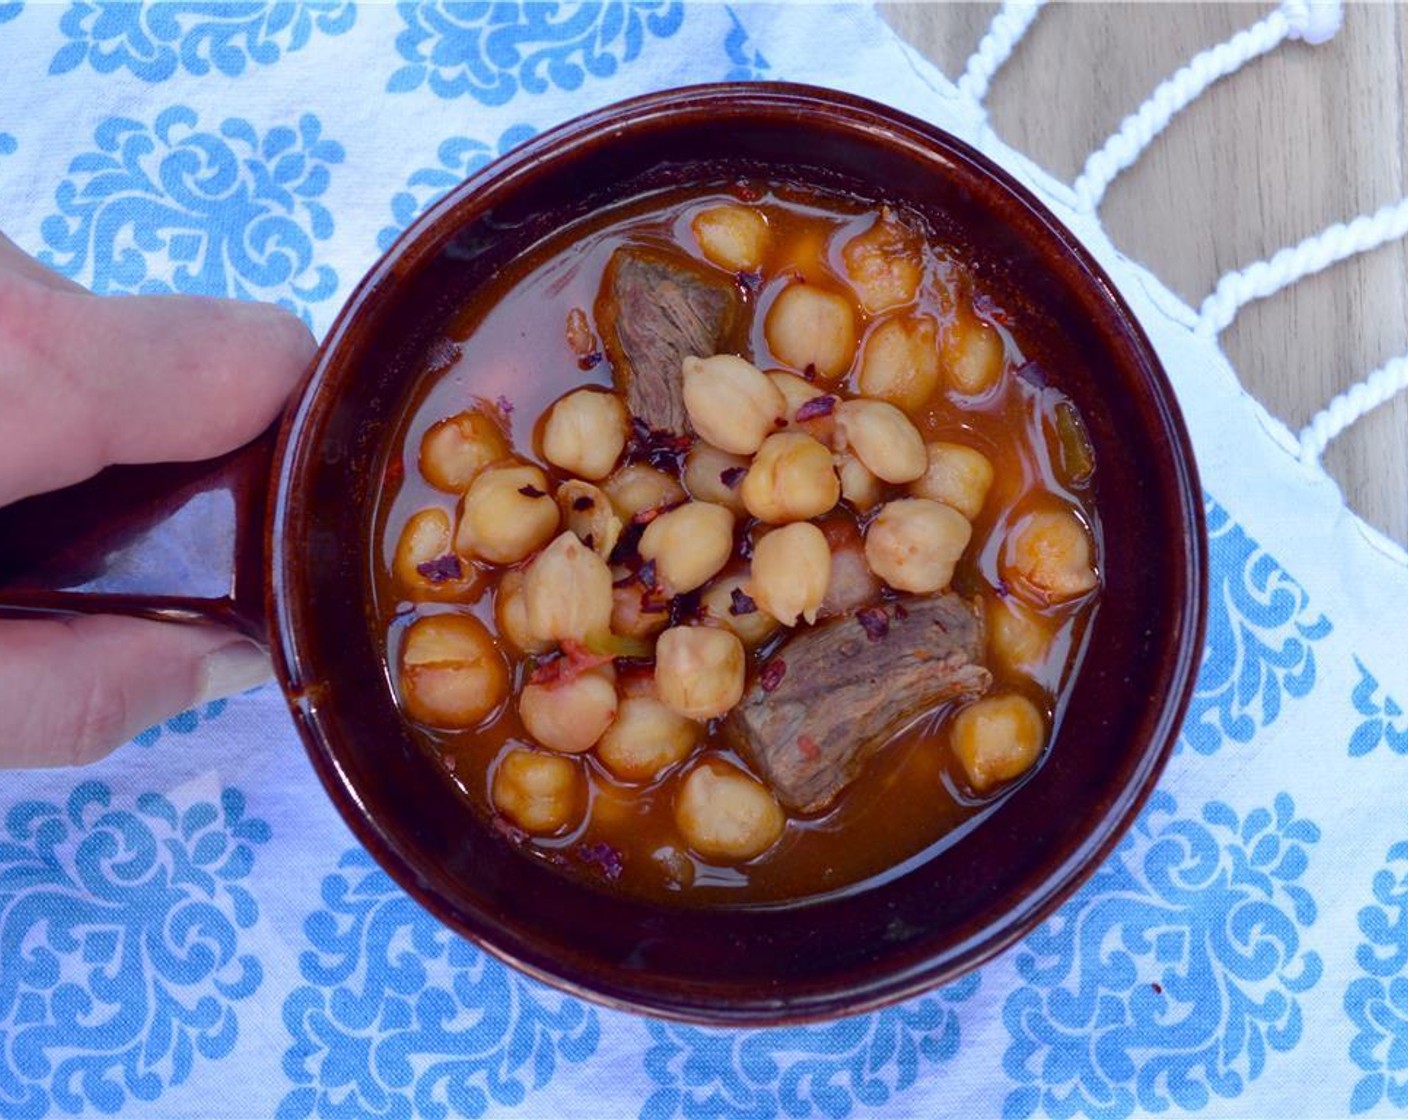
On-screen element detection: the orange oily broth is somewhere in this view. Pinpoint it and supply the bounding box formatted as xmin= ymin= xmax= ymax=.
xmin=371 ymin=181 xmax=1100 ymax=905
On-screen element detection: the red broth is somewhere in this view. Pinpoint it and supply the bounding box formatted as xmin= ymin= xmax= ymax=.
xmin=370 ymin=180 xmax=1101 ymax=905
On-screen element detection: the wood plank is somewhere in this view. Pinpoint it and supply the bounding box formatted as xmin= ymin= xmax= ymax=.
xmin=879 ymin=2 xmax=1408 ymax=545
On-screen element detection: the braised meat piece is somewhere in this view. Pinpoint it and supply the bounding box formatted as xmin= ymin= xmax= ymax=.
xmin=596 ymin=247 xmax=741 ymax=433
xmin=728 ymin=593 xmax=991 ymax=813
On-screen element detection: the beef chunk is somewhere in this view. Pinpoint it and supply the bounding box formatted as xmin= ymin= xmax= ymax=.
xmin=728 ymin=593 xmax=991 ymax=813
xmin=596 ymin=247 xmax=741 ymax=433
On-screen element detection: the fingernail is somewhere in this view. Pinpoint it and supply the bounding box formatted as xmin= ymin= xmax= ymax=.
xmin=197 ymin=639 xmax=273 ymax=704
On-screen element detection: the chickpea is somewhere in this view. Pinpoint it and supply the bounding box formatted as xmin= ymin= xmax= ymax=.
xmin=675 ymin=759 xmax=785 ymax=861
xmin=910 ymin=442 xmax=994 ymax=521
xmin=769 ymin=370 xmax=826 ymax=424
xmin=943 ymin=315 xmax=1004 ymax=395
xmin=602 ymin=463 xmax=686 ymax=521
xmin=1004 ymin=507 xmax=1099 ymax=604
xmin=399 ymin=613 xmax=509 ymax=728
xmin=540 ymin=388 xmax=629 ymax=480
xmin=818 ymin=538 xmax=880 ymax=619
xmin=655 ymin=626 xmax=745 ymax=720
xmin=638 ymin=501 xmax=736 ymax=596
xmin=841 ymin=208 xmax=923 ymax=313
xmin=392 ymin=507 xmax=478 ymax=599
xmin=857 ymin=314 xmax=941 ymax=413
xmin=524 ymin=531 xmax=614 ymax=644
xmin=683 ymin=442 xmax=750 ymax=514
xmin=496 ymin=569 xmax=552 ymax=655
xmin=557 ymin=479 xmax=621 ymax=559
xmin=519 ymin=666 xmax=618 ymax=754
xmin=986 ymin=594 xmax=1052 ymax=671
xmin=491 ymin=748 xmax=584 ymax=834
xmin=740 ymin=432 xmax=840 ymax=524
xmin=864 ymin=498 xmax=972 ymax=593
xmin=748 ymin=522 xmax=831 ymax=627
xmin=764 ymin=282 xmax=857 ymax=381
xmin=681 ymin=355 xmax=786 ymax=455
xmin=418 ymin=408 xmax=509 ymax=493
xmin=835 ymin=452 xmax=883 ymax=511
xmin=611 ymin=567 xmax=670 ymax=640
xmin=692 ymin=204 xmax=770 ymax=272
xmin=455 ymin=463 xmax=559 ymax=565
xmin=597 ymin=694 xmax=700 ymax=782
xmin=699 ymin=574 xmax=781 ymax=647
xmin=835 ymin=399 xmax=927 ymax=483
xmin=950 ymin=694 xmax=1046 ymax=793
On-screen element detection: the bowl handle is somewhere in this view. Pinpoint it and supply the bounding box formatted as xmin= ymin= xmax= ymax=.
xmin=0 ymin=423 xmax=277 ymax=642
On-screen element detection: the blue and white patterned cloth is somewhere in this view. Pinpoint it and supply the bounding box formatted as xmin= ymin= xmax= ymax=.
xmin=3 ymin=4 xmax=1407 ymax=1118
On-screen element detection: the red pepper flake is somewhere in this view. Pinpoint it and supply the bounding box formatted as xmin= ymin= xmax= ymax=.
xmin=518 ymin=484 xmax=547 ymax=498
xmin=733 ymin=179 xmax=762 ymax=202
xmin=629 ymin=417 xmax=692 ymax=471
xmin=894 ymin=603 xmax=909 ymax=620
xmin=797 ymin=734 xmax=821 ymax=762
xmin=572 ymin=495 xmax=595 ymax=512
xmin=578 ymin=351 xmax=603 ymax=370
xmin=384 ymin=459 xmax=404 ymax=485
xmin=720 ymin=466 xmax=747 ymax=489
xmin=566 ymin=307 xmax=595 ymax=356
xmin=1151 ymin=981 xmax=1163 ymax=994
xmin=415 ymin=553 xmax=464 ymax=583
xmin=729 ymin=587 xmax=757 ymax=616
xmin=495 ymin=394 xmax=515 ymax=416
xmin=857 ymin=605 xmax=890 ymax=641
xmin=760 ymin=658 xmax=786 ymax=693
xmin=529 ymin=641 xmax=613 ymax=688
xmin=794 ymin=394 xmax=837 ymax=422
xmin=576 ymin=841 xmax=625 ymax=881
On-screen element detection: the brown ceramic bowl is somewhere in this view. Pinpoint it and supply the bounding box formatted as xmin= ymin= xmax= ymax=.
xmin=0 ymin=84 xmax=1206 ymax=1024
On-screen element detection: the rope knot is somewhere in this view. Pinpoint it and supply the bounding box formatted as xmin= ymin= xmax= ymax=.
xmin=1282 ymin=0 xmax=1342 ymax=46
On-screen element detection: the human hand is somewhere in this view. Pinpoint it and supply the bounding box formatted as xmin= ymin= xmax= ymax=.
xmin=0 ymin=233 xmax=314 ymax=768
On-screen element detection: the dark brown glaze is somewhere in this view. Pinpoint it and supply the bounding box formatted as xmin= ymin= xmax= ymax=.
xmin=268 ymin=84 xmax=1207 ymax=1025
xmin=0 ymin=84 xmax=1204 ymax=1024
xmin=0 ymin=425 xmax=275 ymax=640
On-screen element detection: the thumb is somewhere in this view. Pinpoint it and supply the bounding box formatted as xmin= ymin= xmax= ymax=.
xmin=0 ymin=615 xmax=271 ymax=768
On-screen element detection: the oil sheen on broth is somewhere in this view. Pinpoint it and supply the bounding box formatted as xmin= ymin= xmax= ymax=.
xmin=371 ymin=180 xmax=1101 ymax=905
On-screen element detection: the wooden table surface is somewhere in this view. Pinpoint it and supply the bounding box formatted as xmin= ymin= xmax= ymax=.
xmin=880 ymin=2 xmax=1408 ymax=547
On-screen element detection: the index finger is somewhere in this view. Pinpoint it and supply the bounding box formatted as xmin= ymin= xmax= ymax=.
xmin=0 ymin=253 xmax=316 ymax=505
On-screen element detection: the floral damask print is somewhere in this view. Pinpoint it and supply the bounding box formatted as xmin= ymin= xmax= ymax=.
xmin=279 ymin=848 xmax=599 ymax=1119
xmin=1180 ymin=494 xmax=1331 ymax=754
xmin=0 ymin=2 xmax=20 ymax=24
xmin=388 ymin=0 xmax=684 ymax=103
xmin=1346 ymin=840 xmax=1408 ymax=1112
xmin=39 ymin=106 xmax=342 ymax=325
xmin=133 ymin=699 xmax=228 ymax=748
xmin=1002 ymin=790 xmax=1321 ymax=1119
xmin=50 ymin=1 xmax=356 ymax=81
xmin=377 ymin=124 xmax=536 ymax=252
xmin=722 ymin=5 xmax=768 ymax=81
xmin=640 ymin=975 xmax=978 ymax=1120
xmin=1348 ymin=656 xmax=1408 ymax=758
xmin=0 ymin=782 xmax=269 ymax=1116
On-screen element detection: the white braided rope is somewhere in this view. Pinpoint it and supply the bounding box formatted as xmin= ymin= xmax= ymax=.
xmin=1299 ymin=354 xmax=1408 ymax=465
xmin=1197 ymin=196 xmax=1408 ymax=338
xmin=957 ymin=0 xmax=1045 ymax=106
xmin=1072 ymin=0 xmax=1342 ymax=214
